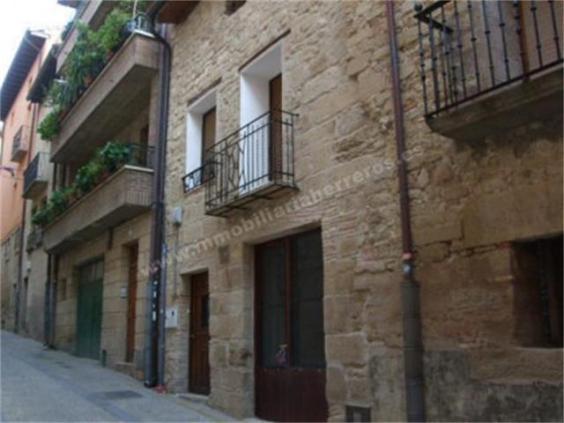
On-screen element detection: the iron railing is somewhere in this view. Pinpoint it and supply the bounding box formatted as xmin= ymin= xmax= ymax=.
xmin=415 ymin=0 xmax=563 ymax=118
xmin=193 ymin=110 xmax=297 ymax=215
xmin=123 ymin=143 xmax=155 ymax=169
xmin=23 ymin=152 xmax=49 ymax=196
xmin=182 ymin=163 xmax=214 ymax=193
xmin=11 ymin=125 xmax=29 ymax=161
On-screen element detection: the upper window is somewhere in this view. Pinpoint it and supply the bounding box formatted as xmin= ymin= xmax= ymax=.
xmin=239 ymin=42 xmax=283 ymax=192
xmin=184 ymin=90 xmax=217 ymax=192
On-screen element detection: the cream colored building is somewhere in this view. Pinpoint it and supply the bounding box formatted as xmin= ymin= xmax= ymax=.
xmin=159 ymin=0 xmax=562 ymax=421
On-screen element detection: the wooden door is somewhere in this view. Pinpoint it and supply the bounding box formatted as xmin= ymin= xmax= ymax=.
xmin=76 ymin=260 xmax=104 ymax=360
xmin=255 ymin=229 xmax=328 ymax=422
xmin=269 ymin=74 xmax=283 ymax=180
xmin=126 ymin=244 xmax=138 ymax=363
xmin=189 ymin=272 xmax=210 ymax=395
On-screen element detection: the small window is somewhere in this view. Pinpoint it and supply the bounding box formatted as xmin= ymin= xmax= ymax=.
xmin=513 ymin=235 xmax=563 ymax=348
xmin=184 ymin=90 xmax=217 ymax=192
xmin=225 ymin=0 xmax=245 ymax=15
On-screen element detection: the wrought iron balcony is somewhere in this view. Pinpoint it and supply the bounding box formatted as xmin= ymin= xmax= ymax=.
xmin=415 ymin=0 xmax=563 ymax=137
xmin=197 ymin=110 xmax=298 ymax=217
xmin=23 ymin=152 xmax=50 ymax=199
xmin=11 ymin=125 xmax=30 ymax=162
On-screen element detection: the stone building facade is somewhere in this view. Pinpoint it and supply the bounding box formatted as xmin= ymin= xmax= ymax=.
xmin=161 ymin=0 xmax=562 ymax=421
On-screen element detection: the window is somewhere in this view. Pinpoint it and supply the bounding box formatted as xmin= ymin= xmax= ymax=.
xmin=185 ymin=90 xmax=217 ymax=191
xmin=513 ymin=235 xmax=563 ymax=348
xmin=256 ymin=229 xmax=325 ymax=368
xmin=240 ymin=41 xmax=283 ymax=192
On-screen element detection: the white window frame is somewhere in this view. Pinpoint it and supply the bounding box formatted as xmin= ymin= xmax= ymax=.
xmin=239 ymin=41 xmax=283 ymax=193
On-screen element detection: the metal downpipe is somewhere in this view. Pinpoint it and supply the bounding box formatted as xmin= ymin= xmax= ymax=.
xmin=385 ymin=1 xmax=426 ymax=421
xmin=144 ymin=2 xmax=172 ymax=390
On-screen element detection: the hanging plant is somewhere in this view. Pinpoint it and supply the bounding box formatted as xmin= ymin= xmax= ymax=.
xmin=37 ymin=110 xmax=61 ymax=141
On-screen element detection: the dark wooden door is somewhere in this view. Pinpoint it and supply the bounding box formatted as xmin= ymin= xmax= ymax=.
xmin=255 ymin=229 xmax=328 ymax=422
xmin=126 ymin=244 xmax=138 ymax=363
xmin=189 ymin=272 xmax=210 ymax=395
xmin=76 ymin=260 xmax=103 ymax=360
xmin=269 ymin=74 xmax=283 ymax=180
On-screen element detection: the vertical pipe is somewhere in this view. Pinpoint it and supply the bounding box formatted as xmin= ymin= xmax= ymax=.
xmin=385 ymin=2 xmax=425 ymax=422
xmin=145 ymin=3 xmax=172 ymax=390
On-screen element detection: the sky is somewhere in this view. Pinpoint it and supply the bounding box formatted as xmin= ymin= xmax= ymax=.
xmin=0 ymin=0 xmax=75 ymax=85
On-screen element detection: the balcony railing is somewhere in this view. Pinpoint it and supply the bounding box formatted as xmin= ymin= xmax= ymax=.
xmin=415 ymin=0 xmax=563 ymax=119
xmin=11 ymin=125 xmax=30 ymax=162
xmin=194 ymin=110 xmax=297 ymax=217
xmin=23 ymin=152 xmax=49 ymax=199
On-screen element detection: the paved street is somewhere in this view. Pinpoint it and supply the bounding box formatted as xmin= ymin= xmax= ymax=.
xmin=0 ymin=331 xmax=233 ymax=422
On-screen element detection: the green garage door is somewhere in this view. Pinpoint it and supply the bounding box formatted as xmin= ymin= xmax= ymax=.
xmin=76 ymin=260 xmax=103 ymax=360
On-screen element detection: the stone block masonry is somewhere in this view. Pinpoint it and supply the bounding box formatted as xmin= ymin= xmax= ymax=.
xmin=163 ymin=0 xmax=562 ymax=421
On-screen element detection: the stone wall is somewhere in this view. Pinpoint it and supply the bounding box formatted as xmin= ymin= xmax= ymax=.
xmin=393 ymin=0 xmax=563 ymax=420
xmin=164 ymin=1 xmax=405 ymax=420
xmin=55 ymin=212 xmax=151 ymax=376
xmin=163 ymin=0 xmax=562 ymax=421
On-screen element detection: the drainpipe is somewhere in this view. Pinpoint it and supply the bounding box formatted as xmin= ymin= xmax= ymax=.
xmin=385 ymin=1 xmax=426 ymax=422
xmin=144 ymin=3 xmax=171 ymax=391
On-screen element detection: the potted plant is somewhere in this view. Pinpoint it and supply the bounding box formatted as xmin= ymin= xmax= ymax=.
xmin=37 ymin=110 xmax=61 ymax=141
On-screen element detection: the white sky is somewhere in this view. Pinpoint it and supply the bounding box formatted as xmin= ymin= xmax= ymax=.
xmin=0 ymin=0 xmax=75 ymax=85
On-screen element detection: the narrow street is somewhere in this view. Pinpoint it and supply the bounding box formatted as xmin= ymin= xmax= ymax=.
xmin=0 ymin=331 xmax=233 ymax=422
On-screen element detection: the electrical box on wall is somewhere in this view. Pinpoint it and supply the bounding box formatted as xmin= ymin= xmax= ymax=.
xmin=165 ymin=306 xmax=179 ymax=328
xmin=171 ymin=206 xmax=183 ymax=226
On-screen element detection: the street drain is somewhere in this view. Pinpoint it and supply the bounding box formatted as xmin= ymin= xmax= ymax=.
xmin=97 ymin=390 xmax=143 ymax=400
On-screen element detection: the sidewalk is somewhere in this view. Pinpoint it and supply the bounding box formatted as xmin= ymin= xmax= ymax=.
xmin=0 ymin=330 xmax=235 ymax=422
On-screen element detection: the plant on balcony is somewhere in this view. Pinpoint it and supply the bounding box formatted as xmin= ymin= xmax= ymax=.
xmin=96 ymin=8 xmax=131 ymax=58
xmin=37 ymin=110 xmax=61 ymax=141
xmin=99 ymin=142 xmax=131 ymax=172
xmin=31 ymin=141 xmax=141 ymax=227
xmin=74 ymin=159 xmax=103 ymax=195
xmin=37 ymin=1 xmax=147 ymax=139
